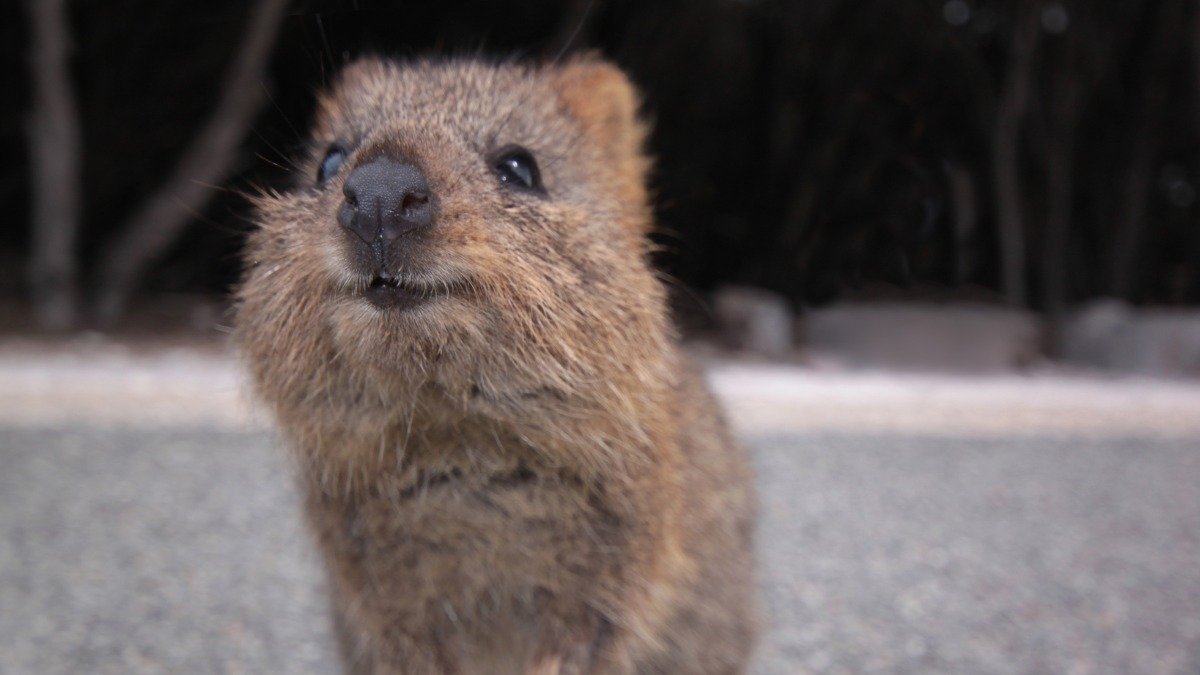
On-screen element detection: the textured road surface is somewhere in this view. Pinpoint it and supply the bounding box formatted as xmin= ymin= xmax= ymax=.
xmin=3 ymin=426 xmax=1199 ymax=674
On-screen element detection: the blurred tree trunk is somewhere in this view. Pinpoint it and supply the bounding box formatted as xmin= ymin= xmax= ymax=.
xmin=1039 ymin=25 xmax=1082 ymax=322
xmin=1041 ymin=3 xmax=1118 ymax=324
xmin=1041 ymin=126 xmax=1076 ymax=320
xmin=944 ymin=160 xmax=977 ymax=286
xmin=94 ymin=0 xmax=288 ymax=324
xmin=1111 ymin=129 xmax=1157 ymax=300
xmin=1111 ymin=0 xmax=1178 ymax=300
xmin=1190 ymin=0 xmax=1200 ymax=302
xmin=27 ymin=0 xmax=82 ymax=330
xmin=775 ymin=2 xmax=861 ymax=297
xmin=992 ymin=2 xmax=1039 ymax=307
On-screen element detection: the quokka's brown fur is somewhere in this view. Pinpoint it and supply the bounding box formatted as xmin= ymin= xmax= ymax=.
xmin=235 ymin=55 xmax=758 ymax=674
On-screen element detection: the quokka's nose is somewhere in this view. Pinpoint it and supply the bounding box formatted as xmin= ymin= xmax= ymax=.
xmin=338 ymin=158 xmax=433 ymax=244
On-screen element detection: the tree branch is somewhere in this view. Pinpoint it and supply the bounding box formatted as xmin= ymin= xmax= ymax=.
xmin=94 ymin=0 xmax=289 ymax=323
xmin=27 ymin=0 xmax=83 ymax=329
xmin=991 ymin=1 xmax=1040 ymax=307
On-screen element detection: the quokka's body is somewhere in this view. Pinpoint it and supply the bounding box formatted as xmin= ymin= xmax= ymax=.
xmin=235 ymin=56 xmax=758 ymax=674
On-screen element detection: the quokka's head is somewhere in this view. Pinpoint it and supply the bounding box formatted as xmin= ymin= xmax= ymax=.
xmin=237 ymin=57 xmax=673 ymax=411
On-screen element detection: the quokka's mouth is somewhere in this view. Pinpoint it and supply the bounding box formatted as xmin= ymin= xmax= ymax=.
xmin=362 ymin=273 xmax=448 ymax=310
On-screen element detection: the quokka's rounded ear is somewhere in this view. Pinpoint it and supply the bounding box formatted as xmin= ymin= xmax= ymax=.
xmin=314 ymin=56 xmax=392 ymax=132
xmin=553 ymin=55 xmax=642 ymax=141
xmin=336 ymin=55 xmax=392 ymax=86
xmin=552 ymin=55 xmax=652 ymax=210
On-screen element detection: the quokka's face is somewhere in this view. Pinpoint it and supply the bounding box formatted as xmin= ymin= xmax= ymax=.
xmin=241 ymin=57 xmax=667 ymax=398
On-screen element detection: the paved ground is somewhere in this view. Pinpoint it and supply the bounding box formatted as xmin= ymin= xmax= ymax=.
xmin=753 ymin=432 xmax=1200 ymax=674
xmin=3 ymin=425 xmax=1199 ymax=674
xmin=2 ymin=341 xmax=1200 ymax=673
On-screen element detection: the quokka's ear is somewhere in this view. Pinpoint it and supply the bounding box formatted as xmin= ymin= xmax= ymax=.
xmin=327 ymin=55 xmax=394 ymax=105
xmin=313 ymin=56 xmax=392 ymax=135
xmin=553 ymin=55 xmax=642 ymax=144
xmin=552 ymin=55 xmax=651 ymax=207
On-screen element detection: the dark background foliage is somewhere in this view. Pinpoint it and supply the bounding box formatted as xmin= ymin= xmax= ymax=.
xmin=5 ymin=0 xmax=1199 ymax=327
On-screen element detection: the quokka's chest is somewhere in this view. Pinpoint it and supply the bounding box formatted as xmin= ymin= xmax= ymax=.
xmin=306 ymin=469 xmax=628 ymax=612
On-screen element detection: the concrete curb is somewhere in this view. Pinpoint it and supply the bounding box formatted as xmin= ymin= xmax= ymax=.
xmin=2 ymin=342 xmax=1198 ymax=438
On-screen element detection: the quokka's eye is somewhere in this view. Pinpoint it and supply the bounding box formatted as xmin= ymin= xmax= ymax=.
xmin=492 ymin=145 xmax=544 ymax=194
xmin=317 ymin=145 xmax=347 ymax=184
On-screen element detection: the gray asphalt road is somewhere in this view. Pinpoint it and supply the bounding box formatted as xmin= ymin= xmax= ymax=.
xmin=2 ymin=428 xmax=1199 ymax=674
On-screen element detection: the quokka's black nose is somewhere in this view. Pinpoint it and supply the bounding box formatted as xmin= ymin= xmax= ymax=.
xmin=338 ymin=157 xmax=433 ymax=245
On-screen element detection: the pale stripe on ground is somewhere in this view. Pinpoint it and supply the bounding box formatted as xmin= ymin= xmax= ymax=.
xmin=1 ymin=341 xmax=1198 ymax=437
